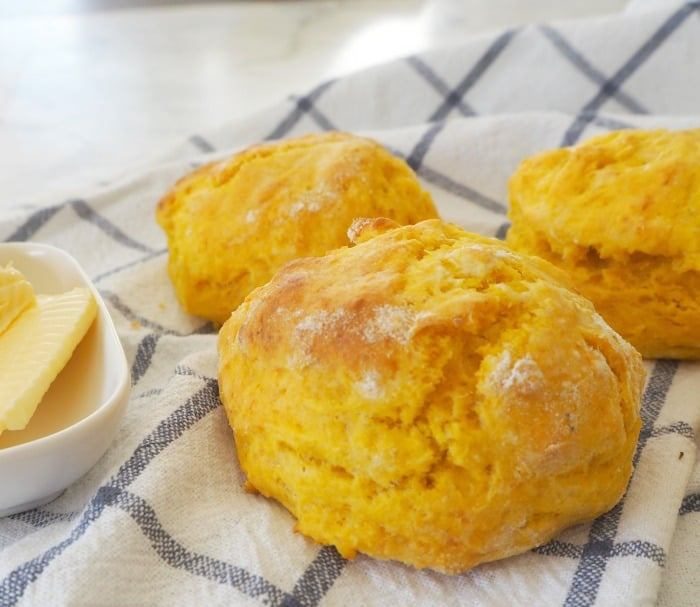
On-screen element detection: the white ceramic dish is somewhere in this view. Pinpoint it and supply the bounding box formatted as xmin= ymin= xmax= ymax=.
xmin=0 ymin=243 xmax=130 ymax=516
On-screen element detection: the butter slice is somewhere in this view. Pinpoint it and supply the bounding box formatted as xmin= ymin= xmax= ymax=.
xmin=0 ymin=287 xmax=97 ymax=434
xmin=0 ymin=264 xmax=36 ymax=336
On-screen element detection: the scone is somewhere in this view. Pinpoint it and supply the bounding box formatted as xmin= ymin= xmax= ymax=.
xmin=156 ymin=132 xmax=438 ymax=324
xmin=218 ymin=218 xmax=645 ymax=573
xmin=507 ymin=128 xmax=700 ymax=359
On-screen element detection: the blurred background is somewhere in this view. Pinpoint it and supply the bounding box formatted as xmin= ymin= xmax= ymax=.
xmin=0 ymin=1 xmax=638 ymax=204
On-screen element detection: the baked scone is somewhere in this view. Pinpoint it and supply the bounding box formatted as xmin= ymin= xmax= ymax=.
xmin=507 ymin=128 xmax=700 ymax=359
xmin=218 ymin=218 xmax=645 ymax=573
xmin=156 ymin=132 xmax=438 ymax=324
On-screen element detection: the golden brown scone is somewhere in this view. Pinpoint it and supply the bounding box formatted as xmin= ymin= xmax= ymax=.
xmin=218 ymin=218 xmax=645 ymax=573
xmin=156 ymin=132 xmax=438 ymax=324
xmin=507 ymin=129 xmax=700 ymax=359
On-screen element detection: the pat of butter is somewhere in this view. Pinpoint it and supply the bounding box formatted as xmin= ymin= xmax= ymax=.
xmin=0 ymin=279 xmax=97 ymax=435
xmin=0 ymin=264 xmax=36 ymax=336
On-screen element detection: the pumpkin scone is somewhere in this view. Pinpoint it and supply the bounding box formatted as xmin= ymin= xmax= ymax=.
xmin=156 ymin=132 xmax=437 ymax=324
xmin=507 ymin=128 xmax=700 ymax=359
xmin=218 ymin=218 xmax=645 ymax=573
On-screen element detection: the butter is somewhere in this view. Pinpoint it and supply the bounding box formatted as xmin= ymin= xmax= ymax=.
xmin=0 ymin=282 xmax=96 ymax=435
xmin=0 ymin=264 xmax=36 ymax=336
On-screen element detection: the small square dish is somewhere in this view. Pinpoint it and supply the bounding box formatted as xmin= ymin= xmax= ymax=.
xmin=0 ymin=242 xmax=130 ymax=516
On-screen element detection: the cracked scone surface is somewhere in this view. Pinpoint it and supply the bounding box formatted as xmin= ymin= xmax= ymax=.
xmin=507 ymin=129 xmax=700 ymax=359
xmin=217 ymin=218 xmax=645 ymax=573
xmin=156 ymin=132 xmax=437 ymax=324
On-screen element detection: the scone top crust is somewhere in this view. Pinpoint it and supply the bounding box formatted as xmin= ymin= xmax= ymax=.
xmin=156 ymin=132 xmax=438 ymax=324
xmin=218 ymin=218 xmax=645 ymax=572
xmin=509 ymin=129 xmax=700 ymax=265
xmin=156 ymin=132 xmax=381 ymax=228
xmin=231 ymin=218 xmax=584 ymax=380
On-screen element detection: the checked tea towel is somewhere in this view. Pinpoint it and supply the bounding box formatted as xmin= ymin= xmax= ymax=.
xmin=1 ymin=2 xmax=699 ymax=606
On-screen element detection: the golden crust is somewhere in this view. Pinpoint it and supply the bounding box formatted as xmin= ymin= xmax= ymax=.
xmin=156 ymin=132 xmax=438 ymax=324
xmin=507 ymin=129 xmax=700 ymax=358
xmin=218 ymin=218 xmax=645 ymax=573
